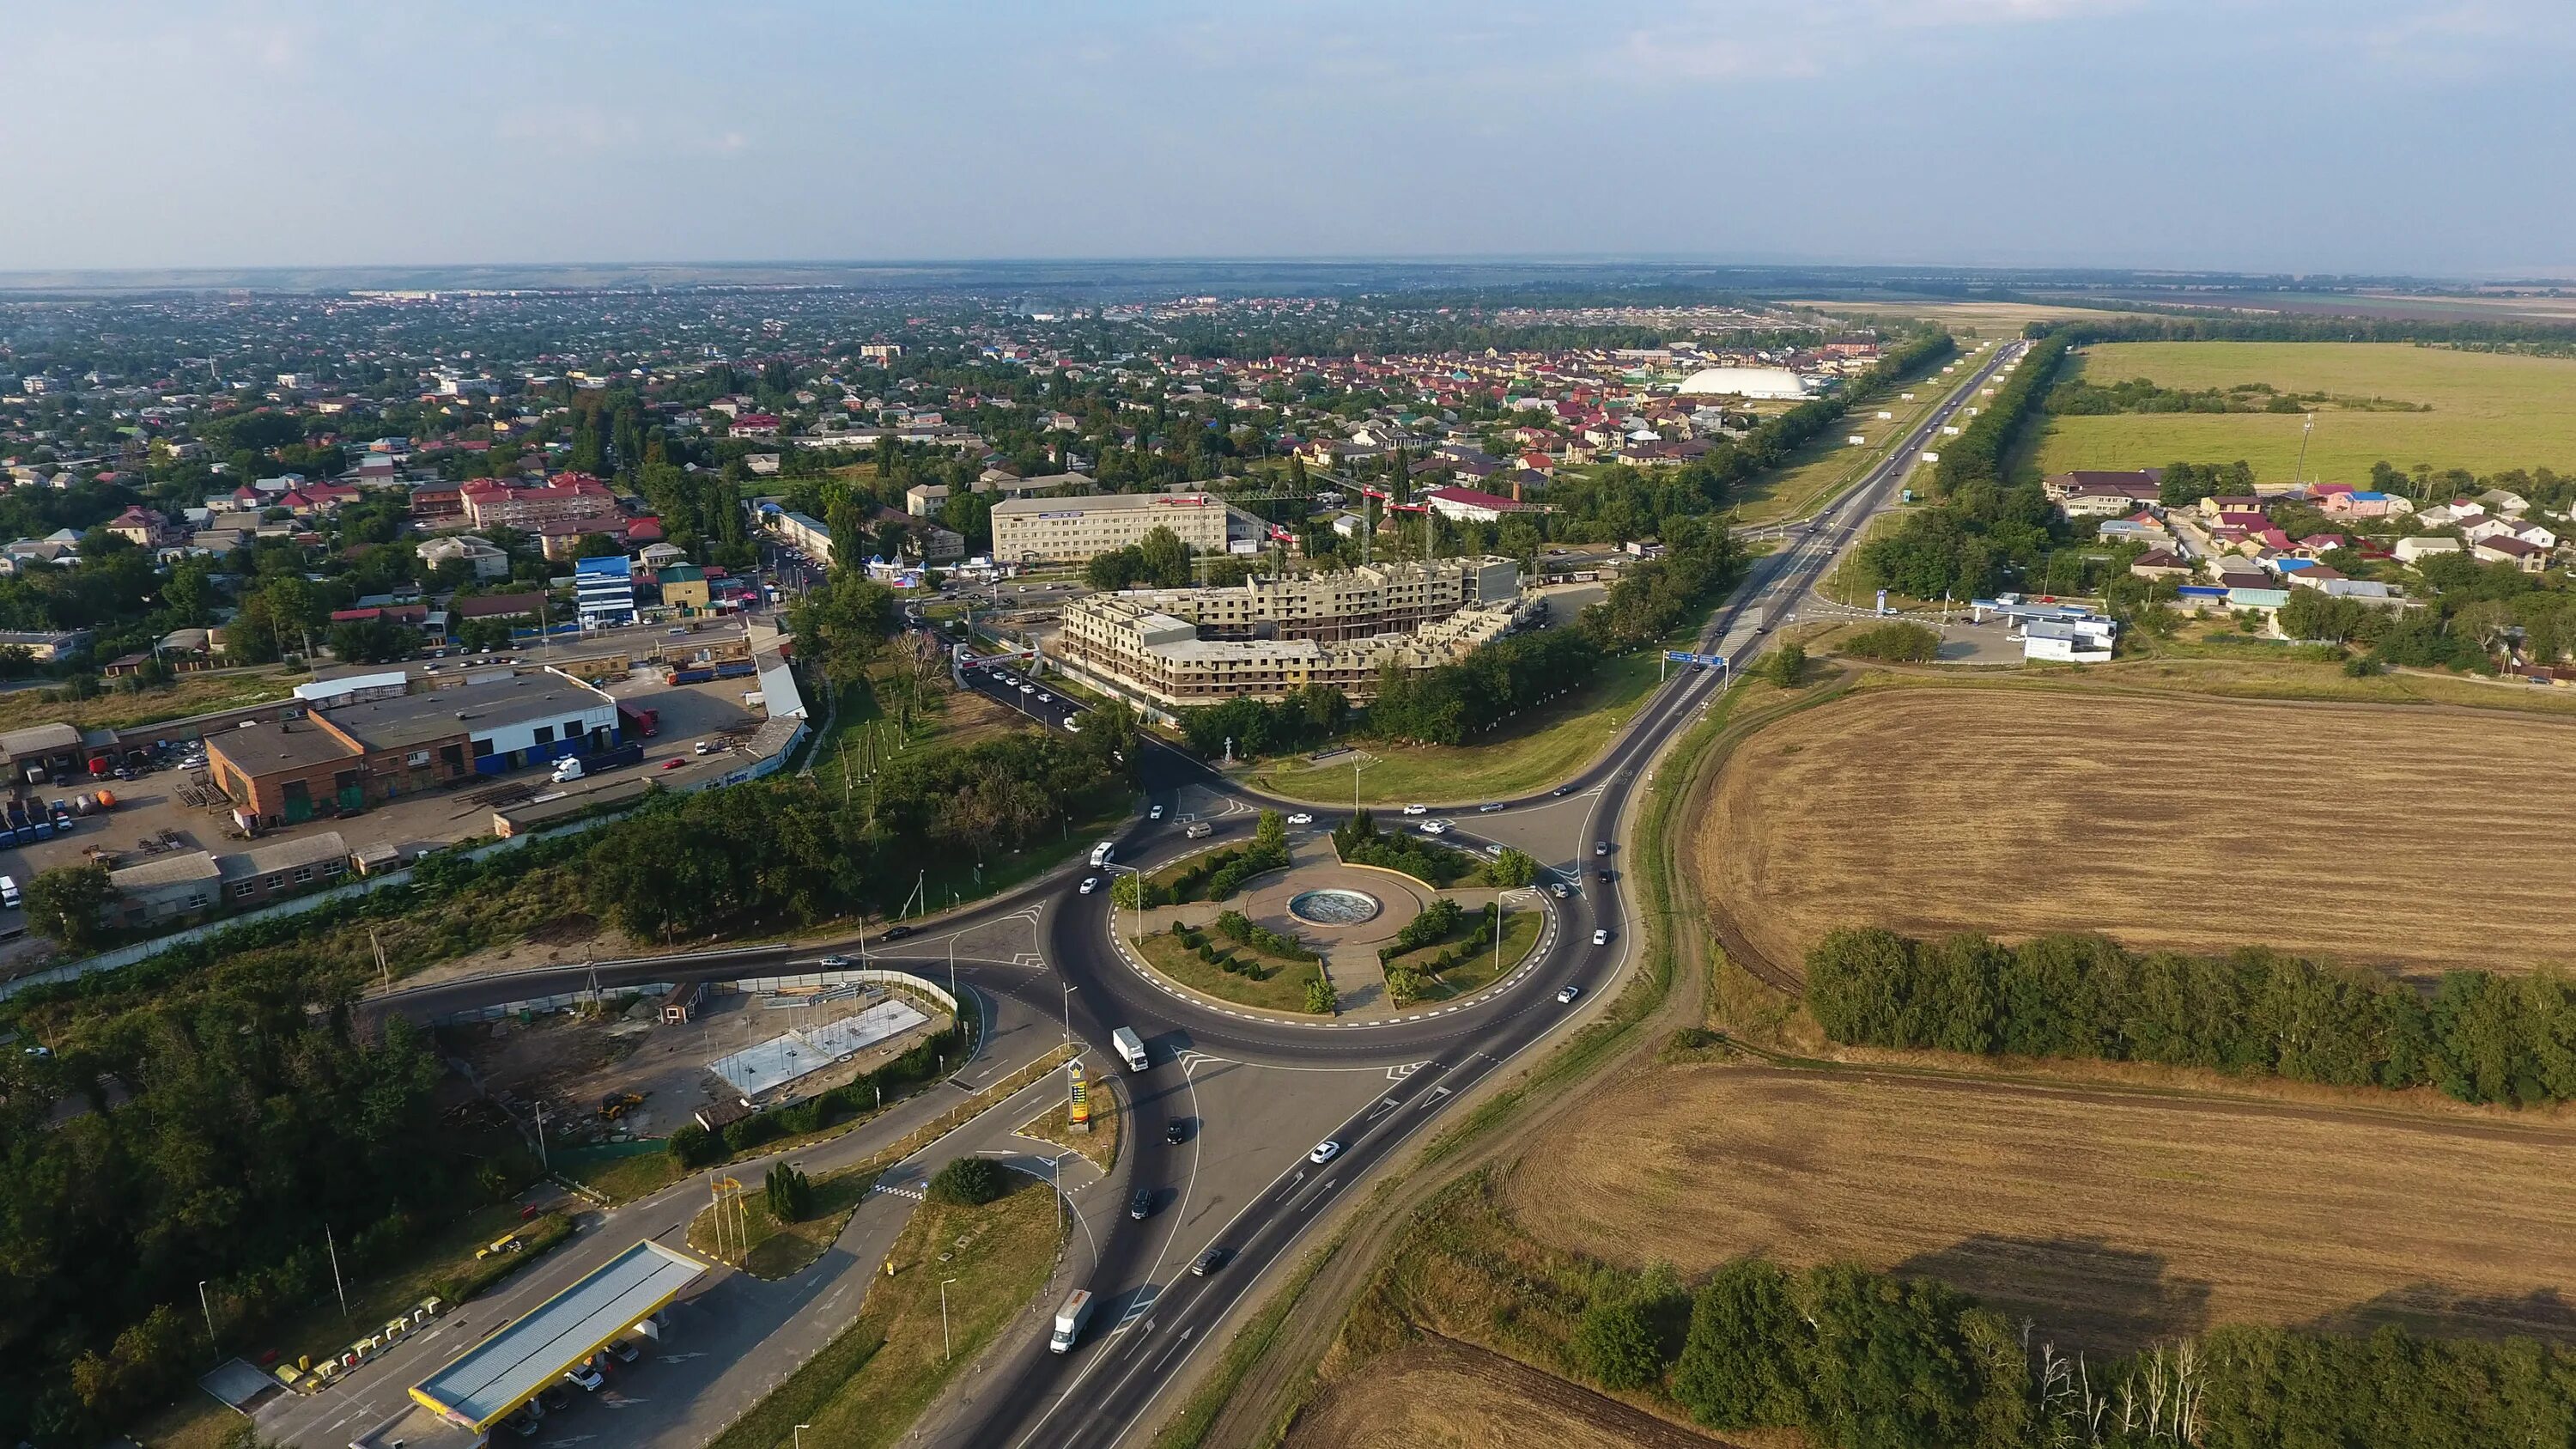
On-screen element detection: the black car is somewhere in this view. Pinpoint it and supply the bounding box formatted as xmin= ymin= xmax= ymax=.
xmin=1129 ymin=1189 xmax=1154 ymax=1220
xmin=1552 ymin=784 xmax=1573 ymax=796
xmin=1191 ymin=1246 xmax=1228 ymax=1277
xmin=538 ymin=1384 xmax=573 ymax=1413
xmin=1164 ymin=1119 xmax=1188 ymax=1146
xmin=1597 ymin=868 xmax=1614 ymax=883
xmin=880 ymin=925 xmax=915 ymax=942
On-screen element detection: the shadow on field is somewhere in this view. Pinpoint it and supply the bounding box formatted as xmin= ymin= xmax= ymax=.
xmin=1892 ymin=1235 xmax=2213 ymax=1352
xmin=2307 ymin=1283 xmax=2576 ymax=1345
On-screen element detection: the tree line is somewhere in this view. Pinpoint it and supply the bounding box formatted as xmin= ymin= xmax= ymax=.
xmin=1570 ymin=1251 xmax=2576 ymax=1449
xmin=1807 ymin=927 xmax=2576 ymax=1108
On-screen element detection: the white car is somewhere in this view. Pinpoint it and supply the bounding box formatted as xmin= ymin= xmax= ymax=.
xmin=1036 ymin=691 xmax=1053 ymax=703
xmin=1556 ymin=985 xmax=1581 ymax=1005
xmin=1078 ymin=876 xmax=1100 ymax=895
xmin=1309 ymin=1140 xmax=1343 ymax=1165
xmin=1401 ymin=803 xmax=1428 ymax=816
xmin=1149 ymin=804 xmax=1165 ymax=820
xmin=1419 ymin=820 xmax=1449 ymax=835
xmin=1591 ymin=928 xmax=1611 ymax=947
xmin=1286 ymin=812 xmax=1313 ymax=825
xmin=1019 ymin=683 xmax=1036 ymax=695
xmin=562 ymin=1363 xmax=605 ymax=1392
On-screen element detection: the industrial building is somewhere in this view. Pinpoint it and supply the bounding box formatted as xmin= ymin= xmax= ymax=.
xmin=990 ymin=490 xmax=1260 ymax=564
xmin=1056 ymin=557 xmax=1533 ymax=709
xmin=206 ymin=671 xmax=622 ymax=828
xmin=1674 ymin=366 xmax=1810 ymax=400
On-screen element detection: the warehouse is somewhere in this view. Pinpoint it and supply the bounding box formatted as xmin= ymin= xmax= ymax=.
xmin=1674 ymin=366 xmax=1810 ymax=400
xmin=207 ymin=672 xmax=621 ymax=828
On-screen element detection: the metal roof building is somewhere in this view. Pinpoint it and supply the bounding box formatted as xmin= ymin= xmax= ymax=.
xmin=410 ymin=1240 xmax=708 ymax=1433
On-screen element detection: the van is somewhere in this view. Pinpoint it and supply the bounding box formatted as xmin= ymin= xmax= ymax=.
xmin=1088 ymin=840 xmax=1116 ymax=868
xmin=0 ymin=876 xmax=19 ymax=910
xmin=1183 ymin=819 xmax=1212 ymax=840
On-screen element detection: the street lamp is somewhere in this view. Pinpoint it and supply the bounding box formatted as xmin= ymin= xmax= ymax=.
xmin=795 ymin=1425 xmax=811 ymax=1449
xmin=198 ymin=1279 xmax=217 ymax=1363
xmin=940 ymin=1277 xmax=959 ymax=1361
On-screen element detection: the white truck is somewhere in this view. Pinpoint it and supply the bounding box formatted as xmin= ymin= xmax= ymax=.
xmin=1088 ymin=840 xmax=1116 ymax=869
xmin=1111 ymin=1026 xmax=1149 ymax=1073
xmin=1049 ymin=1289 xmax=1094 ymax=1354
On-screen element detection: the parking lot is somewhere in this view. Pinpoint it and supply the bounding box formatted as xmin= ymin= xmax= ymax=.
xmin=0 ymin=669 xmax=788 ymax=977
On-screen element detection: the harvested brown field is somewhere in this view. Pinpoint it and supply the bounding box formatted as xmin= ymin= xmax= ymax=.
xmin=1504 ymin=1064 xmax=2576 ymax=1353
xmin=1289 ymin=1336 xmax=1742 ymax=1449
xmin=1703 ymin=685 xmax=2576 ymax=976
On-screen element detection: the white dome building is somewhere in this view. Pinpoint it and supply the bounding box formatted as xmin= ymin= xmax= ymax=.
xmin=1675 ymin=366 xmax=1809 ymax=401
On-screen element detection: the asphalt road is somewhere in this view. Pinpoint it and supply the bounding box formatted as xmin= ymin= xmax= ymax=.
xmin=362 ymin=339 xmax=2022 ymax=1448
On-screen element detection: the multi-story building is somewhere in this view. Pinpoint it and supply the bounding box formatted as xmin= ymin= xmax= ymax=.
xmin=575 ymin=554 xmax=637 ymax=628
xmin=1055 ymin=557 xmax=1531 ymax=709
xmin=990 ymin=490 xmax=1255 ymax=564
xmin=760 ymin=506 xmax=835 ymax=566
xmin=460 ymin=473 xmax=616 ymax=530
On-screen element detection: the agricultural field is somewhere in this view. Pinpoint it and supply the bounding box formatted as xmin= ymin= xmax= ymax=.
xmin=2032 ymin=340 xmax=2576 ymax=482
xmin=1287 ymin=1336 xmax=1729 ymax=1449
xmin=1504 ymin=1064 xmax=2576 ymax=1354
xmin=1701 ymin=685 xmax=2576 ymax=977
xmin=1792 ymin=297 xmax=2134 ymax=337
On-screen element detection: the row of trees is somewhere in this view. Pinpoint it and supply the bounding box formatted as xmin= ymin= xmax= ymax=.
xmin=1577 ymin=513 xmax=1745 ymax=654
xmin=1571 ymin=1252 xmax=2576 ymax=1449
xmin=584 ymin=722 xmax=1134 ymax=941
xmin=1806 ymin=927 xmax=2576 ymax=1108
xmin=1367 ymin=624 xmax=1601 ymax=746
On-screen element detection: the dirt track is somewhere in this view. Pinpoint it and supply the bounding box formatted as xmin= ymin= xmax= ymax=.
xmin=1701 ymin=685 xmax=2576 ymax=977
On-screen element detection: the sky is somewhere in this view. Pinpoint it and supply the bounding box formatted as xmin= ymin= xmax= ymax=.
xmin=3 ymin=0 xmax=2572 ymax=278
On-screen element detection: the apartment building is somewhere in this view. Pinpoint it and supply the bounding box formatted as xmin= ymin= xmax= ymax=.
xmin=1109 ymin=556 xmax=1522 ymax=643
xmin=1056 ymin=557 xmax=1530 ymax=708
xmin=990 ymin=490 xmax=1254 ymax=563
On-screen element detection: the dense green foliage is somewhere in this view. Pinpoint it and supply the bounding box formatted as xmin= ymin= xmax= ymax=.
xmin=1575 ymin=514 xmax=1746 ymax=655
xmin=1385 ymin=897 xmax=1465 ymax=956
xmin=0 ymin=997 xmax=471 ymax=1444
xmin=765 ymin=1163 xmax=816 ymax=1221
xmin=1582 ymin=1247 xmax=2576 ymax=1449
xmin=1179 ymin=684 xmax=1350 ymax=758
xmin=1331 ymin=808 xmax=1479 ymax=886
xmin=1759 ymin=642 xmax=1807 ymax=687
xmin=1212 ymin=907 xmax=1316 ymax=962
xmin=1836 ymin=621 xmax=1942 ymax=663
xmin=1082 ymin=524 xmax=1196 ymax=591
xmin=1933 ymin=334 xmax=2073 ymax=497
xmin=1366 ymin=624 xmax=1603 ymax=746
xmin=927 ymin=1155 xmax=1007 ymax=1207
xmin=1807 ymin=927 xmax=2576 ymax=1107
xmin=586 ymin=726 xmax=1130 ymax=939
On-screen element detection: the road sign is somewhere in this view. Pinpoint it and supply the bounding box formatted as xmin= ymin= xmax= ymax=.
xmin=1665 ymin=650 xmax=1728 ymax=667
xmin=1067 ymin=1058 xmax=1091 ymax=1129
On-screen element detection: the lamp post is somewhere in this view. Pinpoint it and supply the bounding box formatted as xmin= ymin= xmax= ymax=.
xmin=940 ymin=1277 xmax=959 ymax=1361
xmin=795 ymin=1425 xmax=811 ymax=1449
xmin=198 ymin=1279 xmax=217 ymax=1363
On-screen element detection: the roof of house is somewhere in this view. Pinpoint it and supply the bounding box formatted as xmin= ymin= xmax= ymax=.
xmin=211 ymin=718 xmax=363 ymax=774
xmin=217 ymin=830 xmax=350 ymax=880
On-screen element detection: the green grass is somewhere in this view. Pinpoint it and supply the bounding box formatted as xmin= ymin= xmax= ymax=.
xmin=706 ymin=1178 xmax=1064 ymax=1449
xmin=1253 ymin=648 xmax=1664 ymax=807
xmin=1388 ymin=907 xmax=1542 ymax=1002
xmin=1730 ymin=342 xmax=1990 ymax=526
xmin=2034 ymin=341 xmax=2576 ymax=482
xmin=1133 ymin=928 xmax=1327 ymax=1014
xmin=556 ymin=1141 xmax=684 ymax=1203
xmin=687 ymin=1167 xmax=882 ymax=1280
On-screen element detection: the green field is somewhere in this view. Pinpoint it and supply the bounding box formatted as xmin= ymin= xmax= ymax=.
xmin=2033 ymin=341 xmax=2576 ymax=483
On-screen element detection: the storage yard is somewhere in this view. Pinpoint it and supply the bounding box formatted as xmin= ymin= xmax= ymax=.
xmin=1700 ymin=684 xmax=2576 ymax=977
xmin=1504 ymin=1064 xmax=2576 ymax=1353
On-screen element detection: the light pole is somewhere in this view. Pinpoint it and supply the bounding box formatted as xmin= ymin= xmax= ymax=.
xmin=795 ymin=1425 xmax=811 ymax=1449
xmin=940 ymin=1277 xmax=959 ymax=1361
xmin=198 ymin=1279 xmax=217 ymax=1363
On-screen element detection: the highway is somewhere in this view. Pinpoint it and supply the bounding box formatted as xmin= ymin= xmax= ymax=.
xmin=361 ymin=334 xmax=2023 ymax=1449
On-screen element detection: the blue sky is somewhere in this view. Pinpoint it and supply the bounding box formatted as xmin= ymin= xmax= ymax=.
xmin=3 ymin=0 xmax=2569 ymax=276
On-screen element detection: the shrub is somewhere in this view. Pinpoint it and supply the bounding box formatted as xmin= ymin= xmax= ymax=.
xmin=1838 ymin=620 xmax=1942 ymax=663
xmin=927 ymin=1155 xmax=1007 ymax=1206
xmin=1574 ymin=1294 xmax=1668 ymax=1391
xmin=765 ymin=1163 xmax=814 ymax=1221
xmin=668 ymin=1123 xmax=719 ymax=1168
xmin=1303 ymin=974 xmax=1337 ymax=1014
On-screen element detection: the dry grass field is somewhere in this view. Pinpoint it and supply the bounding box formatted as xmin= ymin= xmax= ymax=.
xmin=1702 ymin=685 xmax=2576 ymax=976
xmin=1504 ymin=1065 xmax=2576 ymax=1354
xmin=1288 ymin=1337 xmax=1741 ymax=1449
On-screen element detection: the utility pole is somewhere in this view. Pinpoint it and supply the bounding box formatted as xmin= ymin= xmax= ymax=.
xmin=199 ymin=1280 xmax=218 ymax=1363
xmin=326 ymin=1224 xmax=349 ymax=1321
xmin=535 ymin=1102 xmax=549 ymax=1171
xmin=370 ymin=928 xmax=391 ymax=995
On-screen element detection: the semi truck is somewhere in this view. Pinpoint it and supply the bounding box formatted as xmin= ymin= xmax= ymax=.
xmin=1111 ymin=1026 xmax=1148 ymax=1074
xmin=617 ymin=702 xmax=659 ymax=738
xmin=551 ymin=741 xmax=647 ymax=782
xmin=1049 ymin=1289 xmax=1094 ymax=1354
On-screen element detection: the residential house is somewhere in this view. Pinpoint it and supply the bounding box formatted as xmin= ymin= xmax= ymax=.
xmin=2393 ymin=537 xmax=2462 ymax=563
xmin=2128 ymin=549 xmax=2193 ymax=581
xmin=418 ymin=534 xmax=513 ymax=581
xmin=2474 ymin=535 xmax=2547 ymax=572
xmin=2044 ymin=469 xmax=2161 ymax=505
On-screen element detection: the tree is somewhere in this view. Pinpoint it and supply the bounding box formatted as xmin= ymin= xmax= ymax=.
xmin=927 ymin=1154 xmax=1007 ymax=1206
xmin=1838 ymin=621 xmax=1941 ymax=663
xmin=765 ymin=1163 xmax=814 ymax=1221
xmin=1485 ymin=848 xmax=1540 ymax=887
xmin=1303 ymin=974 xmax=1337 ymax=1014
xmin=1761 ymin=642 xmax=1806 ymax=688
xmin=25 ymin=863 xmax=112 ymax=951
xmin=1574 ymin=1291 xmax=1669 ymax=1391
xmin=1135 ymin=525 xmax=1193 ymax=588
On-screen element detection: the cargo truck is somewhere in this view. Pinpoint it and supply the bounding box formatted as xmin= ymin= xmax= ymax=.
xmin=1111 ymin=1026 xmax=1149 ymax=1073
xmin=1049 ymin=1290 xmax=1093 ymax=1354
